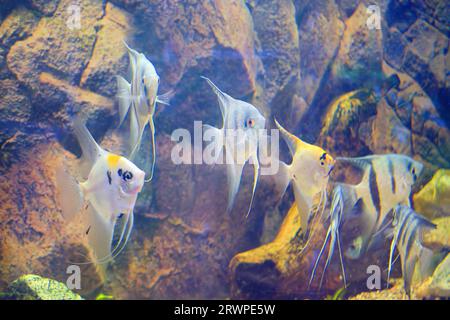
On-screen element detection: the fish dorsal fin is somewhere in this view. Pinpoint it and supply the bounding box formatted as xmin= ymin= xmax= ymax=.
xmin=274 ymin=119 xmax=306 ymax=156
xmin=123 ymin=41 xmax=139 ymax=77
xmin=201 ymin=76 xmax=232 ymax=121
xmin=336 ymin=156 xmax=374 ymax=172
xmin=73 ymin=118 xmax=104 ymax=177
xmin=416 ymin=214 xmax=437 ymax=231
xmin=123 ymin=41 xmax=140 ymax=61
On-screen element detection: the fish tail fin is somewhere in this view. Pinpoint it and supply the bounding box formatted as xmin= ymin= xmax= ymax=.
xmin=55 ymin=164 xmax=84 ymax=221
xmin=156 ymin=90 xmax=174 ymax=106
xmin=116 ymin=76 xmax=132 ymax=126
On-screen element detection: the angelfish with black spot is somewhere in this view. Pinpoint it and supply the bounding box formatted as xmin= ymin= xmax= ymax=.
xmin=56 ymin=119 xmax=145 ymax=265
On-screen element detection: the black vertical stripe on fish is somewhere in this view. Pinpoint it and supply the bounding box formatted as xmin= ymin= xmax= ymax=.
xmin=388 ymin=159 xmax=396 ymax=194
xmin=369 ymin=167 xmax=381 ymax=215
xmin=107 ymin=170 xmax=112 ymax=185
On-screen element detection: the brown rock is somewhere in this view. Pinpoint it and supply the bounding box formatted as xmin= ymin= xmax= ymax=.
xmin=0 ymin=141 xmax=102 ymax=295
xmin=7 ymin=0 xmax=103 ymax=92
xmin=414 ymin=170 xmax=450 ymax=219
xmin=317 ymin=88 xmax=378 ymax=156
xmin=331 ymin=3 xmax=384 ymax=89
xmin=0 ymin=6 xmax=39 ymax=49
xmin=247 ymin=0 xmax=299 ymax=116
xmin=80 ymin=2 xmax=135 ymax=97
xmin=298 ymin=0 xmax=344 ymax=106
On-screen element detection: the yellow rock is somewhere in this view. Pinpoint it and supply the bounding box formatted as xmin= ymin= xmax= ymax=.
xmin=414 ymin=169 xmax=450 ymax=219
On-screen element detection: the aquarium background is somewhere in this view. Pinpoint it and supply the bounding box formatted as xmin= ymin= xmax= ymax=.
xmin=0 ymin=0 xmax=448 ymax=299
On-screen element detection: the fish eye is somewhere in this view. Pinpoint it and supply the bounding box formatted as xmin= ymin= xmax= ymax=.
xmin=122 ymin=171 xmax=133 ymax=181
xmin=320 ymin=161 xmax=324 ymax=166
xmin=245 ymin=118 xmax=255 ymax=128
xmin=118 ymin=169 xmax=123 ymax=177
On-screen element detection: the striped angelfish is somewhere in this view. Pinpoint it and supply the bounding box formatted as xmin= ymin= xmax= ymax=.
xmin=333 ymin=154 xmax=424 ymax=259
xmin=388 ymin=205 xmax=437 ymax=297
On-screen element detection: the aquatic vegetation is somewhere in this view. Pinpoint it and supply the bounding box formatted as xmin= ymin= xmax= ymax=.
xmin=3 ymin=275 xmax=82 ymax=300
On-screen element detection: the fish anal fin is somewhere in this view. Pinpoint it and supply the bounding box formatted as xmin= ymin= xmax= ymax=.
xmin=86 ymin=206 xmax=115 ymax=265
xmin=225 ymin=147 xmax=245 ymax=213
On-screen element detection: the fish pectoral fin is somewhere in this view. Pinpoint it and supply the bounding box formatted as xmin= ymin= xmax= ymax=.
xmin=349 ymin=198 xmax=366 ymax=217
xmin=156 ymin=90 xmax=174 ymax=106
xmin=225 ymin=147 xmax=245 ymax=213
xmin=116 ymin=76 xmax=132 ymax=126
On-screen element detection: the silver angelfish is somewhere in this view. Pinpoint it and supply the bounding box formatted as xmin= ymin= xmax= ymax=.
xmin=116 ymin=42 xmax=172 ymax=181
xmin=202 ymin=77 xmax=266 ymax=217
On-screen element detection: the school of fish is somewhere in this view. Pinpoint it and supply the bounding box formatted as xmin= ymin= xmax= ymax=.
xmin=54 ymin=42 xmax=446 ymax=297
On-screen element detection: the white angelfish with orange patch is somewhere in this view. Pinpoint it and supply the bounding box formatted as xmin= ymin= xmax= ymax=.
xmin=56 ymin=119 xmax=145 ymax=264
xmin=116 ymin=42 xmax=172 ymax=181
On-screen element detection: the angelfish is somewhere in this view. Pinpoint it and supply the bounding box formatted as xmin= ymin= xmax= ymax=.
xmin=116 ymin=42 xmax=171 ymax=181
xmin=274 ymin=119 xmax=335 ymax=237
xmin=202 ymin=77 xmax=266 ymax=217
xmin=388 ymin=205 xmax=437 ymax=297
xmin=334 ymin=154 xmax=424 ymax=258
xmin=56 ymin=119 xmax=145 ymax=264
